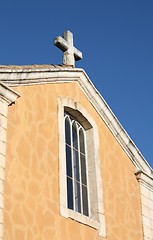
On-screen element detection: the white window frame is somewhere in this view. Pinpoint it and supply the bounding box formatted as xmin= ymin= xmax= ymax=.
xmin=58 ymin=97 xmax=106 ymax=237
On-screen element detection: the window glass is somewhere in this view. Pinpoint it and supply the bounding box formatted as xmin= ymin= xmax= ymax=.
xmin=66 ymin=145 xmax=72 ymax=178
xmin=82 ymin=185 xmax=89 ymax=216
xmin=72 ymin=122 xmax=78 ymax=150
xmin=80 ymin=153 xmax=87 ymax=185
xmin=67 ymin=177 xmax=73 ymax=210
xmin=79 ymin=129 xmax=85 ymax=154
xmin=75 ymin=181 xmax=81 ymax=213
xmin=65 ymin=117 xmax=71 ymax=145
xmin=65 ymin=113 xmax=89 ymax=216
xmin=73 ymin=149 xmax=80 ymax=182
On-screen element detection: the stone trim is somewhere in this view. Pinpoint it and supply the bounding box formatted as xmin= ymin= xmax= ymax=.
xmin=0 ymin=82 xmax=20 ymax=105
xmin=136 ymin=171 xmax=153 ymax=240
xmin=58 ymin=97 xmax=106 ymax=237
xmin=0 ymin=82 xmax=19 ymax=240
xmin=0 ymin=66 xmax=152 ymax=176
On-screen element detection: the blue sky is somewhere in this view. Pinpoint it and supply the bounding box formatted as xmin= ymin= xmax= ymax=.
xmin=0 ymin=0 xmax=153 ymax=168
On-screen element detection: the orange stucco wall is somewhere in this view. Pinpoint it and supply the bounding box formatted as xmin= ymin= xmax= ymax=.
xmin=4 ymin=82 xmax=143 ymax=240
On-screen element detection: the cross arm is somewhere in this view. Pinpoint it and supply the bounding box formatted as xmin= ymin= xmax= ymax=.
xmin=54 ymin=36 xmax=69 ymax=52
xmin=74 ymin=47 xmax=82 ymax=61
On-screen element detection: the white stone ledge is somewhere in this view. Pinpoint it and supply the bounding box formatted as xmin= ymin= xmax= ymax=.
xmin=0 ymin=82 xmax=20 ymax=105
xmin=136 ymin=171 xmax=153 ymax=190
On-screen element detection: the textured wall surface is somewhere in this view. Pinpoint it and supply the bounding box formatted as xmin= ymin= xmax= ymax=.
xmin=4 ymin=82 xmax=143 ymax=240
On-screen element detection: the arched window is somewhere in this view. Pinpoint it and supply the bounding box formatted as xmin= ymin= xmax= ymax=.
xmin=58 ymin=98 xmax=106 ymax=237
xmin=65 ymin=113 xmax=89 ymax=216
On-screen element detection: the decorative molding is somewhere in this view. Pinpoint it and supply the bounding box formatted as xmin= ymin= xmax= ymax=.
xmin=0 ymin=82 xmax=20 ymax=105
xmin=136 ymin=170 xmax=153 ymax=190
xmin=135 ymin=170 xmax=153 ymax=240
xmin=0 ymin=83 xmax=19 ymax=240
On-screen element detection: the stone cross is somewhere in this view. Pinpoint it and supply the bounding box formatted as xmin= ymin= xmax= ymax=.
xmin=54 ymin=30 xmax=82 ymax=67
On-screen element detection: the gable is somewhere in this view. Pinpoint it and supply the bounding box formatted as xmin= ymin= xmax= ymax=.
xmin=1 ymin=64 xmax=153 ymax=239
xmin=1 ymin=64 xmax=152 ymax=175
xmin=5 ymin=80 xmax=143 ymax=239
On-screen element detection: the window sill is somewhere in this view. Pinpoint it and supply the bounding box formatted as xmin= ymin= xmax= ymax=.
xmin=60 ymin=206 xmax=99 ymax=230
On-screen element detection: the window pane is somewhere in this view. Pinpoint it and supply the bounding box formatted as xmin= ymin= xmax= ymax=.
xmin=82 ymin=185 xmax=89 ymax=216
xmin=65 ymin=117 xmax=71 ymax=145
xmin=74 ymin=181 xmax=81 ymax=213
xmin=72 ymin=122 xmax=78 ymax=150
xmin=79 ymin=129 xmax=85 ymax=154
xmin=66 ymin=145 xmax=72 ymax=177
xmin=67 ymin=177 xmax=73 ymax=210
xmin=80 ymin=153 xmax=87 ymax=185
xmin=73 ymin=149 xmax=80 ymax=182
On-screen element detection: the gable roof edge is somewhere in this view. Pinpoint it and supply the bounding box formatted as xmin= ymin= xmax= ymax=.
xmin=78 ymin=69 xmax=153 ymax=176
xmin=0 ymin=65 xmax=152 ymax=175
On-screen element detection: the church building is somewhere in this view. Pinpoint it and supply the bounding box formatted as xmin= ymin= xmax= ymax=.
xmin=0 ymin=31 xmax=153 ymax=240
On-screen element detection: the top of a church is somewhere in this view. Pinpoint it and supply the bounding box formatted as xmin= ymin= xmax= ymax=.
xmin=0 ymin=30 xmax=81 ymax=70
xmin=0 ymin=31 xmax=152 ymax=175
xmin=54 ymin=30 xmax=82 ymax=67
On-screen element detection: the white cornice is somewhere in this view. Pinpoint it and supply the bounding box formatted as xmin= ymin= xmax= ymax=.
xmin=0 ymin=82 xmax=20 ymax=105
xmin=135 ymin=170 xmax=153 ymax=190
xmin=0 ymin=66 xmax=152 ymax=175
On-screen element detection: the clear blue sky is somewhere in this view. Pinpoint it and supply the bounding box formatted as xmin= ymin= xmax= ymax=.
xmin=0 ymin=0 xmax=153 ymax=168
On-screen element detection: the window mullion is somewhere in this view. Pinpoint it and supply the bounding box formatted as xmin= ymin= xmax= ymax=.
xmin=84 ymin=132 xmax=90 ymax=217
xmin=71 ymin=120 xmax=76 ymax=212
xmin=78 ymin=127 xmax=83 ymax=214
